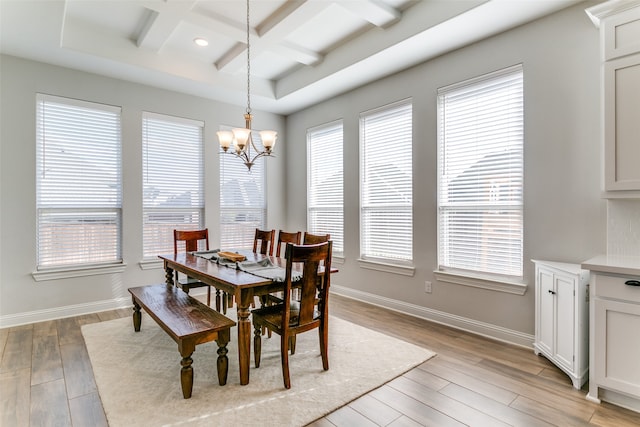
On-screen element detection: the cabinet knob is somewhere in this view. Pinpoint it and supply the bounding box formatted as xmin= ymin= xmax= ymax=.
xmin=548 ymin=290 xmax=556 ymax=295
xmin=625 ymin=280 xmax=640 ymax=287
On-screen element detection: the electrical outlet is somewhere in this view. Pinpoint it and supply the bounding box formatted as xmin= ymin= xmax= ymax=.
xmin=425 ymin=281 xmax=432 ymax=293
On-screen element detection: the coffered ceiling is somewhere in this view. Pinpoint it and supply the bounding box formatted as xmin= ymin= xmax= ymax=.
xmin=1 ymin=0 xmax=581 ymax=114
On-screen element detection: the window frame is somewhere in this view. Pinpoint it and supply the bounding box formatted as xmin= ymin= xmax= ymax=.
xmin=306 ymin=120 xmax=344 ymax=256
xmin=219 ymin=127 xmax=267 ymax=251
xmin=358 ymin=98 xmax=414 ymax=275
xmin=141 ymin=112 xmax=205 ymax=261
xmin=435 ymin=64 xmax=526 ymax=294
xmin=33 ymin=94 xmax=124 ymax=280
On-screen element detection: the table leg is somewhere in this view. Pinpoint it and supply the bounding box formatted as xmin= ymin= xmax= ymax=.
xmin=236 ymin=290 xmax=254 ymax=385
xmin=165 ymin=265 xmax=174 ymax=286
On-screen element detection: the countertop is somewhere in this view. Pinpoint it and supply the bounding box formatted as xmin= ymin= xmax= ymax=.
xmin=581 ymin=254 xmax=640 ymax=276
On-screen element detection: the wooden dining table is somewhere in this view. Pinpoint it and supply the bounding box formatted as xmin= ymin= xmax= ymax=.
xmin=158 ymin=251 xmax=334 ymax=385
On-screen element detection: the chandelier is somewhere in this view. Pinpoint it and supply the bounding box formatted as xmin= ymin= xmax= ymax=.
xmin=217 ymin=0 xmax=277 ymax=171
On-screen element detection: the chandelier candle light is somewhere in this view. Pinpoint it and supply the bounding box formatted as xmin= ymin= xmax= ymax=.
xmin=217 ymin=0 xmax=277 ymax=171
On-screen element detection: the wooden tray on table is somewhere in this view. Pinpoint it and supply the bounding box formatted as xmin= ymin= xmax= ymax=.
xmin=218 ymin=251 xmax=247 ymax=262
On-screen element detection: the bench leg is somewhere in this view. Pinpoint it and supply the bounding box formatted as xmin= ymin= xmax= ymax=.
xmin=216 ymin=329 xmax=231 ymax=386
xmin=132 ymin=300 xmax=142 ymax=332
xmin=178 ymin=341 xmax=196 ymax=399
xmin=180 ymin=354 xmax=194 ymax=399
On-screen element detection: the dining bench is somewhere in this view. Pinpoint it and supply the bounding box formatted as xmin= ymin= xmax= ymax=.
xmin=128 ymin=283 xmax=236 ymax=398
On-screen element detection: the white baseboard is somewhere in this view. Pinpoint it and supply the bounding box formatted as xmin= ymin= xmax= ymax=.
xmin=331 ymin=284 xmax=534 ymax=349
xmin=0 ymin=297 xmax=132 ymax=328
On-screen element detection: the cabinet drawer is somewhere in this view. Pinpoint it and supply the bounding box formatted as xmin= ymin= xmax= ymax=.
xmin=594 ymin=273 xmax=640 ymax=303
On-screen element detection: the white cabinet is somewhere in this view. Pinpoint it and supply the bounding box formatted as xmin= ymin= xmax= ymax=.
xmin=533 ymin=260 xmax=590 ymax=389
xmin=587 ymin=270 xmax=640 ymax=412
xmin=586 ymin=1 xmax=640 ymax=196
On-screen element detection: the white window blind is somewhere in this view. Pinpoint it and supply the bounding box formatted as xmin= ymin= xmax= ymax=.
xmin=36 ymin=94 xmax=122 ymax=269
xmin=220 ymin=132 xmax=266 ymax=250
xmin=437 ymin=64 xmax=524 ymax=278
xmin=360 ymin=99 xmax=413 ymax=263
xmin=307 ymin=121 xmax=344 ymax=255
xmin=142 ymin=113 xmax=204 ymax=258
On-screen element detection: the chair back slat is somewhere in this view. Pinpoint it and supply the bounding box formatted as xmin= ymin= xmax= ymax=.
xmin=302 ymin=232 xmax=330 ymax=245
xmin=276 ymin=230 xmax=301 ymax=257
xmin=253 ymin=228 xmax=275 ymax=256
xmin=174 ymin=229 xmax=209 ymax=254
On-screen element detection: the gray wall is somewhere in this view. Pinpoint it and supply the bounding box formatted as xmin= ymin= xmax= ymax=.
xmin=285 ymin=2 xmax=606 ymax=340
xmin=0 ymin=56 xmax=286 ymax=324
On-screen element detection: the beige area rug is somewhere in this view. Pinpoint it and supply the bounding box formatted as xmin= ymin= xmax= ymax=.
xmin=82 ymin=310 xmax=435 ymax=427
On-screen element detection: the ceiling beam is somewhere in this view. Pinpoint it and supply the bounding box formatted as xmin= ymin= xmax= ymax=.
xmin=338 ymin=0 xmax=401 ymax=27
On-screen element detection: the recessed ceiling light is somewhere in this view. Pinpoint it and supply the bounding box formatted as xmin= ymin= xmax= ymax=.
xmin=194 ymin=38 xmax=209 ymax=47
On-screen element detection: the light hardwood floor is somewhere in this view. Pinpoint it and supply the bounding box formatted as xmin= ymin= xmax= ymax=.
xmin=2 ymin=293 xmax=640 ymax=426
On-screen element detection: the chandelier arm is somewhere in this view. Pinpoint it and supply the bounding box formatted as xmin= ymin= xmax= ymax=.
xmin=216 ymin=0 xmax=277 ymax=172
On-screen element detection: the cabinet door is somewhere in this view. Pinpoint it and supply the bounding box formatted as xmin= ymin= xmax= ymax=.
xmin=594 ymin=298 xmax=640 ymax=397
xmin=602 ymin=6 xmax=640 ymax=60
xmin=604 ymin=53 xmax=640 ymax=191
xmin=554 ymin=275 xmax=576 ymax=371
xmin=537 ymin=268 xmax=555 ymax=355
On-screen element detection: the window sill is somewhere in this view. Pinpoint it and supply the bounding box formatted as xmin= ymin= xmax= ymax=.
xmin=332 ymin=255 xmax=345 ymax=265
xmin=358 ymin=258 xmax=415 ymax=276
xmin=139 ymin=259 xmax=164 ymax=270
xmin=32 ymin=263 xmax=127 ymax=282
xmin=433 ymin=270 xmax=527 ymax=295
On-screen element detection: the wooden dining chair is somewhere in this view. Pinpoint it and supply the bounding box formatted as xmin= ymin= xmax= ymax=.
xmin=276 ymin=230 xmax=301 ymax=257
xmin=251 ymin=241 xmax=333 ymax=389
xmin=253 ymin=228 xmax=275 ymax=256
xmin=302 ymin=232 xmax=330 ymax=245
xmin=173 ymin=229 xmax=214 ymax=307
xmin=263 ymin=230 xmax=303 ymax=336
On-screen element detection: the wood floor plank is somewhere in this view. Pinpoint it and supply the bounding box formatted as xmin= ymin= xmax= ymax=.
xmin=416 ymin=357 xmax=517 ymax=405
xmin=31 ymin=334 xmax=63 ymax=386
xmin=370 ymin=383 xmax=466 ymax=427
xmin=30 ymin=378 xmax=72 ymax=427
xmin=75 ymin=313 xmax=101 ymax=327
xmin=440 ymin=382 xmax=555 ymax=427
xmin=0 ymin=368 xmax=30 ymax=427
xmin=454 ymin=331 xmax=552 ymax=372
xmin=0 ymin=328 xmax=33 ymax=373
xmin=477 ymin=358 xmax=597 ymax=419
xmin=388 ymin=375 xmax=511 ymax=427
xmin=589 ymin=401 xmax=640 ymax=427
xmin=69 ymin=392 xmax=108 ymax=427
xmin=510 ymin=395 xmax=592 ymax=427
xmin=537 ymin=363 xmax=576 ymax=388
xmin=60 ymin=342 xmax=97 ymax=399
xmin=348 ymin=394 xmax=403 ymax=426
xmin=387 ymin=415 xmax=424 ymax=427
xmin=306 ymin=417 xmax=337 ymax=427
xmin=427 ymin=356 xmax=598 ymax=420
xmin=97 ymin=307 xmax=131 ymax=322
xmin=325 ymin=405 xmax=379 ymax=427
xmin=402 ymin=361 xmax=450 ymax=391
xmin=32 ymin=320 xmax=58 ymax=338
xmin=56 ymin=317 xmax=84 ymax=346
xmin=0 ymin=327 xmax=9 ymax=361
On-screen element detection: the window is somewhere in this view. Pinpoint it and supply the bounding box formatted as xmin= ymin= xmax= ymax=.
xmin=437 ymin=64 xmax=524 ymax=279
xmin=307 ymin=121 xmax=343 ymax=255
xmin=219 ymin=132 xmax=266 ymax=250
xmin=360 ymin=99 xmax=413 ymax=264
xmin=142 ymin=113 xmax=204 ymax=259
xmin=36 ymin=94 xmax=122 ymax=269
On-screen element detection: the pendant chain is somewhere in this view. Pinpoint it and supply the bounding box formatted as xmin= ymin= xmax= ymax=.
xmin=246 ymin=0 xmax=251 ymax=115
